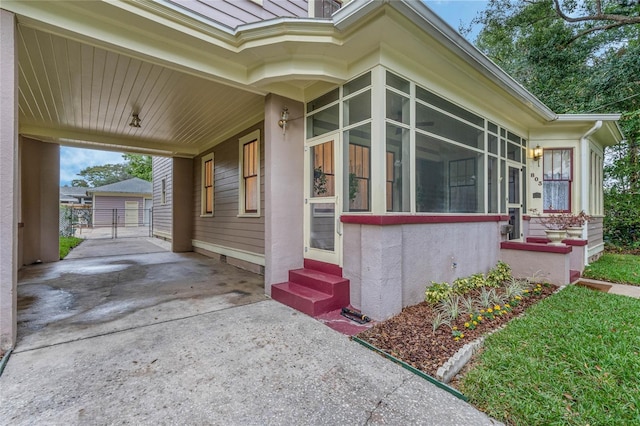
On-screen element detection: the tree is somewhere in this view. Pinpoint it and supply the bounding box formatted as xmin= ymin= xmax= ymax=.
xmin=469 ymin=0 xmax=640 ymax=247
xmin=123 ymin=154 xmax=152 ymax=181
xmin=71 ymin=163 xmax=133 ymax=187
xmin=70 ymin=153 xmax=153 ymax=187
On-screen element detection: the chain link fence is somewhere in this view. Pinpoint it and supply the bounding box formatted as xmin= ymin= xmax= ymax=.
xmin=59 ymin=206 xmax=152 ymax=239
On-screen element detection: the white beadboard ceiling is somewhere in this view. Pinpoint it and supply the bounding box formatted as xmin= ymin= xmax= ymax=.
xmin=17 ymin=24 xmax=265 ymax=157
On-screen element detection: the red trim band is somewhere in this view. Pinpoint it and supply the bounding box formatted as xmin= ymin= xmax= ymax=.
xmin=501 ymin=241 xmax=572 ymax=254
xmin=341 ymin=214 xmax=510 ymax=225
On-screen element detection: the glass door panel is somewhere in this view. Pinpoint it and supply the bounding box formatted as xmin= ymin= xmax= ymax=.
xmin=507 ymin=165 xmax=522 ymax=240
xmin=305 ymin=135 xmax=341 ymax=265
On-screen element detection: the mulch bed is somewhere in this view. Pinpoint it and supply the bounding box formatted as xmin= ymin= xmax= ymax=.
xmin=356 ymin=284 xmax=557 ymax=378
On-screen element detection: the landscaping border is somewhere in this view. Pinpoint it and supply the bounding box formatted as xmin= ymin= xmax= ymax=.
xmin=0 ymin=347 xmax=13 ymax=377
xmin=351 ymin=336 xmax=467 ymax=401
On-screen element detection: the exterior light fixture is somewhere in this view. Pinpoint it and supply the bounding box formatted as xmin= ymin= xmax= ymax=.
xmin=533 ymin=145 xmax=543 ymax=165
xmin=129 ymin=113 xmax=142 ymax=128
xmin=277 ymin=107 xmax=289 ymax=134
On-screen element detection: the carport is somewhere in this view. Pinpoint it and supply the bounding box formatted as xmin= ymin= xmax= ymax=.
xmin=17 ymin=237 xmax=265 ymax=351
xmin=0 ymin=1 xmax=318 ymax=350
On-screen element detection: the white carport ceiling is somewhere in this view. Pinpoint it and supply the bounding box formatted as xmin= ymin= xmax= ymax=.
xmin=17 ymin=25 xmax=264 ymax=157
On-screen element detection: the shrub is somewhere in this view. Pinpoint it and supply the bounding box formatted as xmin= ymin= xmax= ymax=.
xmin=486 ymin=261 xmax=512 ymax=287
xmin=425 ymin=281 xmax=452 ymax=304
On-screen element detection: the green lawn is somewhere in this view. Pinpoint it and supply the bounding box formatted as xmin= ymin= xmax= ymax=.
xmin=461 ymin=285 xmax=640 ymax=426
xmin=583 ymin=253 xmax=640 ymax=285
xmin=59 ymin=236 xmax=83 ymax=259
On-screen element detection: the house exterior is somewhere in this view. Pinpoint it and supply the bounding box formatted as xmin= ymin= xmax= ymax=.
xmin=59 ymin=186 xmax=92 ymax=205
xmin=1 ymin=0 xmax=623 ymax=349
xmin=88 ymin=178 xmax=153 ymax=228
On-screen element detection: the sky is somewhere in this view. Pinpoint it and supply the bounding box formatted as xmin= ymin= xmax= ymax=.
xmin=59 ymin=1 xmax=489 ymax=186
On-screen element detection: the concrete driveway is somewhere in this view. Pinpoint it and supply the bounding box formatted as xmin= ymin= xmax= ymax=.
xmin=1 ymin=238 xmax=499 ymax=425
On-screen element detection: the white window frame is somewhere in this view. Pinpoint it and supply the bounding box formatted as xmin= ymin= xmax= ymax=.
xmin=238 ymin=130 xmax=261 ymax=217
xmin=201 ymin=152 xmax=214 ymax=217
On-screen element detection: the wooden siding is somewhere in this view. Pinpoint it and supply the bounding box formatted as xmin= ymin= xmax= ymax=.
xmin=193 ymin=122 xmax=265 ymax=255
xmin=152 ymin=157 xmax=173 ymax=236
xmin=526 ymin=217 xmax=547 ymax=238
xmin=588 ymin=216 xmax=604 ymax=247
xmin=171 ymin=0 xmax=308 ymax=29
xmin=93 ymin=195 xmax=150 ymax=227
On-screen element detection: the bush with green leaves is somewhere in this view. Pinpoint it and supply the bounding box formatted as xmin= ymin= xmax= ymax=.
xmin=425 ymin=281 xmax=452 ymax=304
xmin=425 ymin=261 xmax=514 ymax=304
xmin=485 ymin=261 xmax=512 ymax=287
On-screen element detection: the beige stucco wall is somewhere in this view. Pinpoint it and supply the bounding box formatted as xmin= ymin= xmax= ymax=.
xmin=0 ymin=9 xmax=19 ymax=350
xmin=344 ymin=220 xmax=506 ymax=320
xmin=501 ymin=248 xmax=571 ymax=285
xmin=264 ymin=94 xmax=305 ymax=291
xmin=172 ymin=157 xmax=193 ymax=252
xmin=20 ymin=137 xmax=60 ymax=265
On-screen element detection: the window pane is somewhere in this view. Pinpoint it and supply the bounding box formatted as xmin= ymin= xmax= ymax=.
xmin=500 ymin=160 xmax=506 ymax=213
xmin=344 ymin=124 xmax=371 ymax=212
xmin=245 ymin=176 xmax=258 ymax=212
xmin=343 ymin=90 xmax=371 ymax=126
xmin=311 ymin=140 xmax=335 ymax=197
xmin=386 ymin=124 xmax=410 ymax=212
xmin=386 ymin=71 xmax=410 ymax=94
xmin=543 ymin=181 xmax=569 ymax=211
xmin=416 ymin=86 xmax=484 ymax=127
xmin=488 ymin=134 xmax=498 ymax=155
xmin=416 ymin=133 xmax=484 ymax=213
xmin=488 ymin=156 xmax=499 ymax=213
xmin=507 ymin=142 xmax=520 ymax=161
xmin=310 ymin=203 xmax=335 ymax=251
xmin=343 ymin=72 xmax=371 ymax=96
xmin=416 ymin=103 xmax=484 ymax=149
xmin=488 ymin=122 xmax=498 ymax=134
xmin=307 ymin=88 xmax=339 ymax=112
xmin=507 ymin=131 xmax=520 ymax=144
xmin=543 ymin=150 xmax=553 ymax=179
xmin=307 ymin=104 xmax=339 ymax=138
xmin=206 ymin=187 xmax=213 ymax=213
xmin=561 ymin=149 xmax=571 ymax=179
xmin=386 ymin=90 xmax=410 ymax=124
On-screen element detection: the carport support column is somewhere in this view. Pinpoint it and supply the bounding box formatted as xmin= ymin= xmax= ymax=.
xmin=0 ymin=10 xmax=19 ymax=350
xmin=264 ymin=94 xmax=304 ymax=295
xmin=171 ymin=157 xmax=193 ymax=252
xmin=20 ymin=137 xmax=60 ymax=265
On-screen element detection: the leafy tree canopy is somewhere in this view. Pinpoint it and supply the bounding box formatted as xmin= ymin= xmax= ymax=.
xmin=71 ymin=154 xmax=152 ymax=187
xmin=468 ymin=0 xmax=639 ymax=247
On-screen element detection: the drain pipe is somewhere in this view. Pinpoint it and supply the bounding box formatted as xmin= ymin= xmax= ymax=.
xmin=0 ymin=347 xmax=13 ymax=377
xmin=581 ymin=120 xmax=602 ymax=266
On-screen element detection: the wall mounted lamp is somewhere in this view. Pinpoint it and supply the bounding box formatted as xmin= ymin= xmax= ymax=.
xmin=277 ymin=107 xmax=289 ymax=134
xmin=533 ymin=145 xmax=543 ymax=165
xmin=129 ymin=113 xmax=142 ymax=128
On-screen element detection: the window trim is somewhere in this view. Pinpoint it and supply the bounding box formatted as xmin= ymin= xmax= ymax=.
xmin=201 ymin=152 xmax=214 ymax=217
xmin=543 ymin=148 xmax=573 ymax=213
xmin=238 ymin=130 xmax=261 ymax=218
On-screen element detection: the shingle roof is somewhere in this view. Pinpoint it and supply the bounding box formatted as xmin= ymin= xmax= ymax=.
xmin=88 ymin=177 xmax=152 ymax=194
xmin=60 ymin=186 xmax=89 ymax=197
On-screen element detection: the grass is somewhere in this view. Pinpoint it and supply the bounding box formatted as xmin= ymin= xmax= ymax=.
xmin=59 ymin=236 xmax=83 ymax=259
xmin=583 ymin=253 xmax=640 ymax=285
xmin=461 ymin=285 xmax=640 ymax=426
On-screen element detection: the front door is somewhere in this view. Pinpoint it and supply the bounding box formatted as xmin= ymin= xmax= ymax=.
xmin=304 ymin=133 xmax=342 ymax=265
xmin=507 ymin=164 xmax=523 ymax=240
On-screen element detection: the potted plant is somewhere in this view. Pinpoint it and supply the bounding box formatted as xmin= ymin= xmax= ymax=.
xmin=529 ymin=209 xmax=591 ymax=245
xmin=565 ymin=211 xmax=591 ymax=239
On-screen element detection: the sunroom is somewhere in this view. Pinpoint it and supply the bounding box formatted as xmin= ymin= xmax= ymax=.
xmin=297 ymin=65 xmax=530 ymax=319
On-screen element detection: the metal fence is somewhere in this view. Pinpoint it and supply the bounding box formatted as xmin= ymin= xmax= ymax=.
xmin=59 ymin=206 xmax=153 ymax=239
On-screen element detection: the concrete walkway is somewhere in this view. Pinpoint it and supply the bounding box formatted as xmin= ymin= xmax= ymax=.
xmin=2 ymin=238 xmax=500 ymax=425
xmin=575 ymin=278 xmax=640 ymax=299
